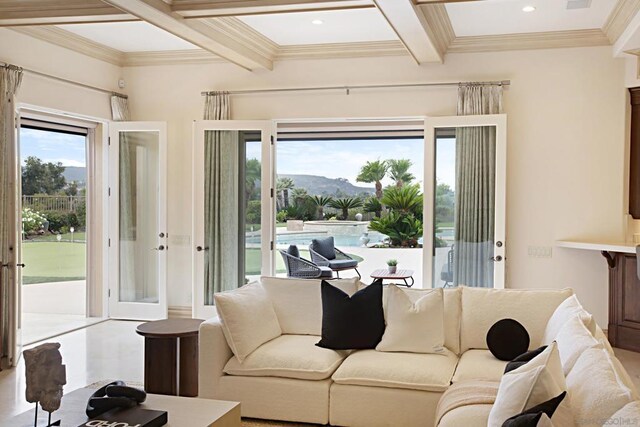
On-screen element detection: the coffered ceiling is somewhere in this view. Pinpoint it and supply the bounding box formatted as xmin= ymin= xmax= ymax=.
xmin=2 ymin=0 xmax=640 ymax=70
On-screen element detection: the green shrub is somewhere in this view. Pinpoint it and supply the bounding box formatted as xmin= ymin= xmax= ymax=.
xmin=246 ymin=200 xmax=261 ymax=225
xmin=276 ymin=210 xmax=288 ymax=223
xmin=369 ymin=212 xmax=423 ymax=248
xmin=45 ymin=211 xmax=80 ymax=232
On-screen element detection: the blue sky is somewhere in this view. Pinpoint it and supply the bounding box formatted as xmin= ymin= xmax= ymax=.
xmin=20 ymin=128 xmax=86 ymax=167
xmin=249 ymin=138 xmax=456 ymax=190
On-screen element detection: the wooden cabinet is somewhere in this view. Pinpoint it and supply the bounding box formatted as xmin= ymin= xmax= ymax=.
xmin=607 ymin=252 xmax=640 ymax=352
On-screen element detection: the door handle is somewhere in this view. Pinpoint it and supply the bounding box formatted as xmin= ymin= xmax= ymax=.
xmin=16 ymin=263 xmax=26 ymax=268
xmin=490 ymin=256 xmax=503 ymax=262
xmin=196 ymin=246 xmax=209 ymax=252
xmin=153 ymin=245 xmax=165 ymax=251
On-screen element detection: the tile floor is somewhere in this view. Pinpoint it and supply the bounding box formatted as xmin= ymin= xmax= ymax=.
xmin=1 ymin=320 xmax=639 ymax=424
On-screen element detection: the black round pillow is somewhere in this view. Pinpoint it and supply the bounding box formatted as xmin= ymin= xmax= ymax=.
xmin=486 ymin=318 xmax=530 ymax=361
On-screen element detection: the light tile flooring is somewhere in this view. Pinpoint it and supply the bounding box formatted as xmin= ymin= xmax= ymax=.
xmin=22 ymin=313 xmax=105 ymax=345
xmin=1 ymin=321 xmax=639 ymax=424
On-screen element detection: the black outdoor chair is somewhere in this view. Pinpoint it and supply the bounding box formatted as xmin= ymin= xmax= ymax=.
xmin=279 ymin=245 xmax=333 ymax=279
xmin=441 ymin=245 xmax=454 ymax=287
xmin=309 ymin=237 xmax=360 ymax=279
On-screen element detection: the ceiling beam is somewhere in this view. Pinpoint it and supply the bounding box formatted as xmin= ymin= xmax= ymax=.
xmin=172 ymin=0 xmax=373 ymax=18
xmin=373 ymin=0 xmax=444 ymax=64
xmin=101 ymin=0 xmax=273 ymax=71
xmin=0 ymin=0 xmax=135 ymax=26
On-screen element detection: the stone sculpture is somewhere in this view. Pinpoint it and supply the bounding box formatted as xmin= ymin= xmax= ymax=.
xmin=24 ymin=342 xmax=66 ymax=425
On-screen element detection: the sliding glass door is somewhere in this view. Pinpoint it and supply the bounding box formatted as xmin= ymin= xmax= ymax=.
xmin=192 ymin=121 xmax=273 ymax=320
xmin=424 ymin=115 xmax=507 ymax=289
xmin=108 ymin=122 xmax=167 ymax=320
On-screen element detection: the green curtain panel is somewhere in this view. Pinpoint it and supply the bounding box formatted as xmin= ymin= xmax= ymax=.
xmin=454 ymin=84 xmax=502 ymax=288
xmin=203 ymin=92 xmax=239 ymax=305
xmin=0 ymin=65 xmax=22 ymax=363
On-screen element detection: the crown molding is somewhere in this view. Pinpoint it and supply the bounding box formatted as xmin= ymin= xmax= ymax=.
xmin=448 ymin=29 xmax=610 ymax=54
xmin=418 ymin=3 xmax=455 ymax=58
xmin=10 ymin=26 xmax=124 ymax=66
xmin=603 ymin=0 xmax=640 ymax=44
xmin=276 ymin=40 xmax=407 ymax=60
xmin=123 ymin=49 xmax=226 ymax=66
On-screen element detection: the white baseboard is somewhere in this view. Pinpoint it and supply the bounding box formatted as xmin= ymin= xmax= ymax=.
xmin=168 ymin=306 xmax=192 ymax=319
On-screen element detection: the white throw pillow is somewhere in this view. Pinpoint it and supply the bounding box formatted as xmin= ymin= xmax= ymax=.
xmin=488 ymin=343 xmax=574 ymax=427
xmin=555 ymin=315 xmax=600 ymax=375
xmin=606 ymin=401 xmax=640 ymax=426
xmin=566 ymin=347 xmax=636 ymax=427
xmin=376 ymin=286 xmax=445 ymax=354
xmin=214 ymin=283 xmax=282 ymax=362
xmin=542 ymin=294 xmax=596 ymax=345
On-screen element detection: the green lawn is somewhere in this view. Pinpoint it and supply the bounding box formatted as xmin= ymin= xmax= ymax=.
xmin=21 ymin=241 xmax=86 ymax=284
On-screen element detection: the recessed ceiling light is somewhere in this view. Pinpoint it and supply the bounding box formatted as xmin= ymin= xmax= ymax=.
xmin=522 ymin=5 xmax=536 ymax=12
xmin=312 ymin=19 xmax=324 ymax=25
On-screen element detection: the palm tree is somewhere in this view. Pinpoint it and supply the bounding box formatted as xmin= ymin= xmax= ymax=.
xmin=245 ymin=158 xmax=261 ymax=204
xmin=312 ymin=195 xmax=333 ymax=219
xmin=277 ymin=177 xmax=295 ymax=208
xmin=291 ymin=188 xmax=309 ymax=206
xmin=356 ymin=160 xmax=388 ymax=200
xmin=328 ymin=197 xmax=363 ymax=220
xmin=363 ymin=196 xmax=382 ymax=218
xmin=388 ymin=159 xmax=415 ymax=187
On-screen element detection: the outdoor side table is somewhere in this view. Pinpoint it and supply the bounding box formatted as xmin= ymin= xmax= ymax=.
xmin=136 ymin=318 xmax=204 ymax=397
xmin=370 ymin=269 xmax=415 ymax=287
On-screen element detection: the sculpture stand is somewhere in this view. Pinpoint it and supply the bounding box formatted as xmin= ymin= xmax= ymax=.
xmin=32 ymin=403 xmax=61 ymax=427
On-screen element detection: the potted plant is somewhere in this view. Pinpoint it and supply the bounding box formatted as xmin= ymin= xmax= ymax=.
xmin=387 ymin=259 xmax=398 ymax=274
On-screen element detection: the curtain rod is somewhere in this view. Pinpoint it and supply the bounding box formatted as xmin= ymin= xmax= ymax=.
xmin=1 ymin=61 xmax=127 ymax=98
xmin=201 ymin=80 xmax=510 ymax=96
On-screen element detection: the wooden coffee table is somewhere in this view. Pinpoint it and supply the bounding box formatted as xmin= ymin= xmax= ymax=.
xmin=370 ymin=269 xmax=415 ymax=287
xmin=136 ymin=318 xmax=204 ymax=397
xmin=4 ymin=386 xmax=240 ymax=427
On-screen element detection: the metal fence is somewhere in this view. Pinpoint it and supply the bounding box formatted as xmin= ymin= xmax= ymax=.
xmin=22 ymin=195 xmax=85 ymax=212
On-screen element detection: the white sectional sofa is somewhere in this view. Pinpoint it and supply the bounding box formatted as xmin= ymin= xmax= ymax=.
xmin=198 ymin=276 xmax=640 ymax=426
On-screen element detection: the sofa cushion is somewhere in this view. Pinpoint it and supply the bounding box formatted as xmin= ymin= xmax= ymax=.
xmin=438 ymin=404 xmax=492 ymax=427
xmin=607 ymin=401 xmax=640 ymax=425
xmin=332 ymin=348 xmax=458 ymax=392
xmin=460 ymin=287 xmax=573 ymax=352
xmin=486 ymin=318 xmax=530 ymax=361
xmin=381 ymin=286 xmax=461 ymax=354
xmin=452 ymin=350 xmax=508 ymax=383
xmin=542 ymin=294 xmax=596 ymax=345
xmin=311 ymin=237 xmax=336 ymax=260
xmin=260 ymin=276 xmax=359 ymax=336
xmin=488 ymin=343 xmax=573 ymax=427
xmin=376 ymin=286 xmax=444 ymax=354
xmin=555 ymin=315 xmax=600 ymax=375
xmin=566 ymin=347 xmax=636 ymax=427
xmin=223 ymin=335 xmax=348 ymax=381
xmin=214 ymin=283 xmax=282 ymax=363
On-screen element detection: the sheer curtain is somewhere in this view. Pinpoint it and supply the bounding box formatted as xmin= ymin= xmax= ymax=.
xmin=203 ymin=92 xmax=240 ymax=305
xmin=110 ymin=95 xmax=136 ymax=301
xmin=453 ymin=84 xmax=502 ymax=288
xmin=0 ymin=65 xmax=22 ymax=365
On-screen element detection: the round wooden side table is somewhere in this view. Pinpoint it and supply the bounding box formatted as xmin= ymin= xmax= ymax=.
xmin=136 ymin=318 xmax=204 ymax=397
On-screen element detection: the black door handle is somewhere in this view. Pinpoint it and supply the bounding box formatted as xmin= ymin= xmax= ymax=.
xmin=196 ymin=246 xmax=209 ymax=252
xmin=17 ymin=263 xmax=26 ymax=268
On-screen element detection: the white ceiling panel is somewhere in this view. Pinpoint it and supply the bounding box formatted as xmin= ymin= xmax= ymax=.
xmin=446 ymin=0 xmax=617 ymax=37
xmin=238 ymin=8 xmax=397 ymax=45
xmin=58 ymin=22 xmax=200 ymax=52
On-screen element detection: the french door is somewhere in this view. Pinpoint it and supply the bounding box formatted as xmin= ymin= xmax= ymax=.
xmin=108 ymin=122 xmax=167 ymax=320
xmin=424 ymin=114 xmax=507 ymax=289
xmin=192 ymin=121 xmax=273 ymax=320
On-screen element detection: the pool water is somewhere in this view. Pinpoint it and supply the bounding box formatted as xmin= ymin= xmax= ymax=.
xmin=247 ymin=231 xmax=387 ymax=247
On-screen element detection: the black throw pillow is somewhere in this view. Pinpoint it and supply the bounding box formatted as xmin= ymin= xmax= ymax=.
xmin=486 ymin=318 xmax=530 ymax=361
xmin=502 ymin=391 xmax=567 ymax=427
xmin=504 ymin=345 xmax=548 ymax=374
xmin=316 ymin=279 xmax=385 ymax=350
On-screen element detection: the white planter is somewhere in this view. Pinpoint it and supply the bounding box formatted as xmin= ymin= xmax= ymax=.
xmin=388 ymin=266 xmax=397 ymax=274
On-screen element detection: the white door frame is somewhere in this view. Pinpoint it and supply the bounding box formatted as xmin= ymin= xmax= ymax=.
xmin=423 ymin=114 xmax=507 ymax=289
xmin=192 ymin=120 xmax=273 ymax=320
xmin=108 ymin=121 xmax=168 ymax=320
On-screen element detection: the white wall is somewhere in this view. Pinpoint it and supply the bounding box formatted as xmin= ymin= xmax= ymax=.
xmin=123 ymin=46 xmax=627 ymax=327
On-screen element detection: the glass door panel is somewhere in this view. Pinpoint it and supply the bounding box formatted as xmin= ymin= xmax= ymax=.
xmin=425 ymin=115 xmax=506 ymax=289
xmin=193 ymin=121 xmax=272 ymax=320
xmin=109 ymin=123 xmax=167 ymax=320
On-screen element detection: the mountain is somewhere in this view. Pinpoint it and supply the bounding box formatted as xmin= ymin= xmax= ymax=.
xmin=63 ymin=166 xmax=86 ymax=184
xmin=278 ymin=174 xmax=374 ymax=197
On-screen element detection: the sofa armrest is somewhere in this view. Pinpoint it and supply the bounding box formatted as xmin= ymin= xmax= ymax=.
xmin=199 ymin=316 xmax=233 ymax=399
